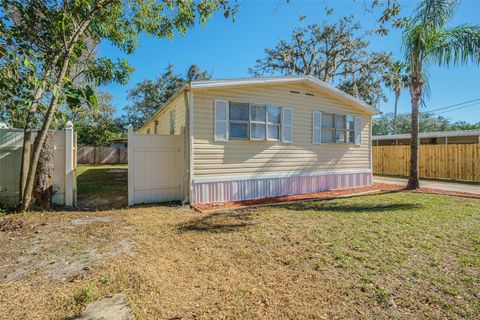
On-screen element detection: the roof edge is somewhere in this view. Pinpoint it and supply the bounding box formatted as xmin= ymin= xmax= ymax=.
xmin=138 ymin=84 xmax=190 ymax=132
xmin=190 ymin=75 xmax=379 ymax=115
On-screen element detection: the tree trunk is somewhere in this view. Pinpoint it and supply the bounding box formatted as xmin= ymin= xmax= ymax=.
xmin=19 ymin=90 xmax=64 ymax=211
xmin=18 ymin=85 xmax=46 ymax=203
xmin=393 ymin=91 xmax=399 ymax=134
xmin=33 ymin=131 xmax=55 ymax=209
xmin=406 ymin=71 xmax=423 ymax=190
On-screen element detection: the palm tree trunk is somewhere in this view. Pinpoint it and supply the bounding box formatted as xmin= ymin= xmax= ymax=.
xmin=406 ymin=72 xmax=423 ymax=190
xmin=393 ymin=91 xmax=399 ymax=134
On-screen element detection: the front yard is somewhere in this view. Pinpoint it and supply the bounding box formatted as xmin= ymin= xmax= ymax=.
xmin=0 ymin=191 xmax=479 ymax=319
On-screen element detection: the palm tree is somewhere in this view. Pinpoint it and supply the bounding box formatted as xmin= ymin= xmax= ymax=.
xmin=384 ymin=61 xmax=409 ymax=134
xmin=403 ymin=0 xmax=480 ymax=189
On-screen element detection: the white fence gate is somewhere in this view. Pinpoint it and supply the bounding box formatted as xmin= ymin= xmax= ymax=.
xmin=128 ymin=126 xmax=185 ymax=205
xmin=0 ymin=122 xmax=77 ymax=207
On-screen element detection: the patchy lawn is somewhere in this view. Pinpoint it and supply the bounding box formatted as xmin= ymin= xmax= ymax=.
xmin=0 ymin=192 xmax=479 ymax=319
xmin=76 ymin=164 xmax=128 ymax=209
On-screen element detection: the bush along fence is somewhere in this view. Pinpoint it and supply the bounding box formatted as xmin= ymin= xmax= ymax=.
xmin=77 ymin=146 xmax=127 ymax=164
xmin=373 ymin=144 xmax=480 ymax=182
xmin=0 ymin=122 xmax=77 ymax=208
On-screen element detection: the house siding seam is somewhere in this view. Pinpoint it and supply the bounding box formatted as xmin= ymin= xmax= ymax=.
xmin=191 ymin=171 xmax=372 ymax=204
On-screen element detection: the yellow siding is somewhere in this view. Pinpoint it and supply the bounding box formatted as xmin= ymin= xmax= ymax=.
xmin=138 ymin=93 xmax=186 ymax=135
xmin=193 ymin=82 xmax=372 ymax=177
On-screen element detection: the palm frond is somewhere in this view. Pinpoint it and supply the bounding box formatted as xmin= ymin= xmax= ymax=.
xmin=412 ymin=0 xmax=459 ymax=29
xmin=427 ymin=25 xmax=480 ymax=67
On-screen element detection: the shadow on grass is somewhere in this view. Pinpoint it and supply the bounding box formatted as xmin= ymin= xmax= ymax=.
xmin=177 ymin=210 xmax=255 ymax=233
xmin=280 ymin=198 xmax=422 ymax=213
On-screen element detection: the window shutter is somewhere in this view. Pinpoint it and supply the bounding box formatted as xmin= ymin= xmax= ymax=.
xmin=281 ymin=107 xmax=293 ymax=143
xmin=312 ymin=111 xmax=322 ymax=144
xmin=354 ymin=116 xmax=362 ymax=145
xmin=214 ymin=99 xmax=229 ymax=141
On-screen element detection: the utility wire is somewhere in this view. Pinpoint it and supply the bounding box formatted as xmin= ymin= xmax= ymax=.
xmin=427 ymin=98 xmax=480 ymax=113
xmin=432 ymin=102 xmax=480 ymax=115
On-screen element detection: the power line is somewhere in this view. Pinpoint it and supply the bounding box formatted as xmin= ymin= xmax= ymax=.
xmin=427 ymin=98 xmax=480 ymax=113
xmin=432 ymin=102 xmax=480 ymax=115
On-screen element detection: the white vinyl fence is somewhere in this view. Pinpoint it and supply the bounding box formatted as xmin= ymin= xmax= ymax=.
xmin=0 ymin=122 xmax=77 ymax=207
xmin=128 ymin=125 xmax=185 ymax=205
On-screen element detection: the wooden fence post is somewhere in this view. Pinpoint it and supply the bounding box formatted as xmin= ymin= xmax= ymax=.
xmin=65 ymin=121 xmax=74 ymax=206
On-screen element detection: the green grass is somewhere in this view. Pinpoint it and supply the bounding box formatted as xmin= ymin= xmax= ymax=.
xmin=76 ymin=164 xmax=127 ymax=208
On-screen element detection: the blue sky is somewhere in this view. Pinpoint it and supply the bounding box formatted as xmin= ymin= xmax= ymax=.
xmin=99 ymin=0 xmax=480 ymax=123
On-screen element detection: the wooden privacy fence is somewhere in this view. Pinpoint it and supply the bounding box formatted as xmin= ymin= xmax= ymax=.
xmin=77 ymin=146 xmax=127 ymax=164
xmin=373 ymin=144 xmax=480 ymax=182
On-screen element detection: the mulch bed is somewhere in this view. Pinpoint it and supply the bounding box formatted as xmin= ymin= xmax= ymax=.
xmin=192 ymin=182 xmax=480 ymax=213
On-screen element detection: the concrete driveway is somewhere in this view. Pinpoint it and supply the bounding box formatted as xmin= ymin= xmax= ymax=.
xmin=374 ymin=176 xmax=480 ymax=195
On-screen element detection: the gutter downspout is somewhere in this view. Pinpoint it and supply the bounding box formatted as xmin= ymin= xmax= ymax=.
xmin=182 ymin=87 xmax=194 ymax=205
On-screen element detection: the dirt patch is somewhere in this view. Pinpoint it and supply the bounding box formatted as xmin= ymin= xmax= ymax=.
xmin=0 ymin=213 xmax=135 ymax=283
xmin=0 ymin=218 xmax=38 ymax=232
xmin=71 ymin=216 xmax=115 ymax=225
xmin=106 ymin=169 xmax=128 ymax=174
xmin=74 ymin=294 xmax=133 ymax=320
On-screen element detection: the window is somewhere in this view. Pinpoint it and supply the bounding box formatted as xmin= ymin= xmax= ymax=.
xmin=346 ymin=115 xmax=355 ymax=143
xmin=154 ymin=120 xmax=158 ymax=134
xmin=218 ymin=100 xmax=290 ymax=142
xmin=319 ymin=112 xmax=356 ymax=144
xmin=250 ymin=105 xmax=266 ymax=140
xmin=146 ymin=128 xmax=151 ymax=134
xmin=229 ymin=102 xmax=249 ymax=140
xmin=321 ymin=113 xmax=334 ymax=143
xmin=169 ymin=110 xmax=176 ymax=135
xmin=267 ymin=106 xmax=281 ymax=140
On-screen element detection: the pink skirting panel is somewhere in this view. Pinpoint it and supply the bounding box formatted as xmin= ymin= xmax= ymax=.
xmin=192 ymin=171 xmax=372 ymax=204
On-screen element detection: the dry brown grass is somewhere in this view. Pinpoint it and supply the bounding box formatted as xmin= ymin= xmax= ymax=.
xmin=0 ymin=192 xmax=479 ymax=319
